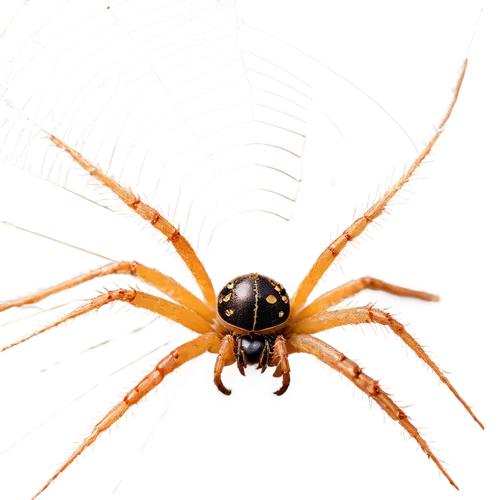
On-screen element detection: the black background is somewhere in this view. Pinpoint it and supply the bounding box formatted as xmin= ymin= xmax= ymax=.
xmin=0 ymin=1 xmax=493 ymax=498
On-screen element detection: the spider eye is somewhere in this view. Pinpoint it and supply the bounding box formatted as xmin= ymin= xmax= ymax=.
xmin=217 ymin=273 xmax=290 ymax=332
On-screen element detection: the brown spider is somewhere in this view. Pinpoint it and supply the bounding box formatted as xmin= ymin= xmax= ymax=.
xmin=0 ymin=59 xmax=483 ymax=498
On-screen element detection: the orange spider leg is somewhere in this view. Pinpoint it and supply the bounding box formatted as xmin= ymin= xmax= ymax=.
xmin=32 ymin=333 xmax=219 ymax=499
xmin=291 ymin=60 xmax=468 ymax=316
xmin=287 ymin=333 xmax=459 ymax=490
xmin=127 ymin=289 xmax=214 ymax=335
xmin=0 ymin=289 xmax=134 ymax=355
xmin=0 ymin=288 xmax=213 ymax=355
xmin=271 ymin=334 xmax=290 ymax=395
xmin=371 ymin=310 xmax=488 ymax=432
xmin=293 ymin=276 xmax=439 ymax=322
xmin=49 ymin=134 xmax=216 ymax=307
xmin=292 ymin=305 xmax=483 ymax=429
xmin=0 ymin=261 xmax=213 ymax=323
xmin=213 ymin=334 xmax=236 ymax=395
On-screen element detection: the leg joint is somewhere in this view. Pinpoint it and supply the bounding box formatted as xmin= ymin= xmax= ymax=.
xmin=352 ymin=365 xmax=363 ymax=378
xmin=151 ymin=213 xmax=160 ymax=226
xmin=168 ymin=229 xmax=180 ymax=242
xmin=327 ymin=245 xmax=337 ymax=257
xmin=127 ymin=195 xmax=141 ymax=209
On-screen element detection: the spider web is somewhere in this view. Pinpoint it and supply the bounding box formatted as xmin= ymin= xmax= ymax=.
xmin=0 ymin=0 xmax=421 ymax=281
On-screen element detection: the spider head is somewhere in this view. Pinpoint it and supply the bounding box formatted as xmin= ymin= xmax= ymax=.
xmin=235 ymin=334 xmax=275 ymax=377
xmin=217 ymin=273 xmax=290 ymax=333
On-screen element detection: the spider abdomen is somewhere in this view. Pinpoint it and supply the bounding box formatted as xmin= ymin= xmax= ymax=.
xmin=217 ymin=273 xmax=290 ymax=332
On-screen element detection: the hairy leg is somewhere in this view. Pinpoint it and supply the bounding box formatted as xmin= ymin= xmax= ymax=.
xmin=49 ymin=135 xmax=215 ymax=306
xmin=32 ymin=334 xmax=218 ymax=499
xmin=272 ymin=335 xmax=290 ymax=395
xmin=213 ymin=334 xmax=235 ymax=395
xmin=0 ymin=289 xmax=135 ymax=356
xmin=293 ymin=276 xmax=439 ymax=321
xmin=292 ymin=305 xmax=483 ymax=428
xmin=0 ymin=261 xmax=213 ymax=322
xmin=291 ymin=60 xmax=468 ymax=315
xmin=120 ymin=290 xmax=213 ymax=333
xmin=287 ymin=333 xmax=459 ymax=490
xmin=371 ymin=309 xmax=488 ymax=432
xmin=1 ymin=289 xmax=214 ymax=352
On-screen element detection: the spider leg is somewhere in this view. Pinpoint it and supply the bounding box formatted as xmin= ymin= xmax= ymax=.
xmin=49 ymin=134 xmax=215 ymax=307
xmin=32 ymin=334 xmax=218 ymax=499
xmin=137 ymin=367 xmax=194 ymax=455
xmin=291 ymin=60 xmax=468 ymax=316
xmin=292 ymin=305 xmax=483 ymax=429
xmin=1 ymin=289 xmax=214 ymax=352
xmin=287 ymin=333 xmax=459 ymax=490
xmin=271 ymin=334 xmax=290 ymax=395
xmin=371 ymin=309 xmax=488 ymax=432
xmin=293 ymin=276 xmax=439 ymax=321
xmin=0 ymin=261 xmax=213 ymax=322
xmin=0 ymin=289 xmax=133 ymax=356
xmin=128 ymin=289 xmax=214 ymax=334
xmin=213 ymin=334 xmax=235 ymax=395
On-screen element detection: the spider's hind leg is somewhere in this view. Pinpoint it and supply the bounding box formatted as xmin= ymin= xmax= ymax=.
xmin=288 ymin=333 xmax=459 ymax=490
xmin=32 ymin=334 xmax=218 ymax=499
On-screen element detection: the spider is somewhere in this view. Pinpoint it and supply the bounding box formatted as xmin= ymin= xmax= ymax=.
xmin=0 ymin=58 xmax=483 ymax=498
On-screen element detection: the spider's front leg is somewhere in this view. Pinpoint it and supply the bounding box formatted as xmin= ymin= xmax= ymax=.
xmin=290 ymin=60 xmax=467 ymax=316
xmin=49 ymin=135 xmax=215 ymax=306
xmin=287 ymin=333 xmax=459 ymax=490
xmin=32 ymin=334 xmax=219 ymax=499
